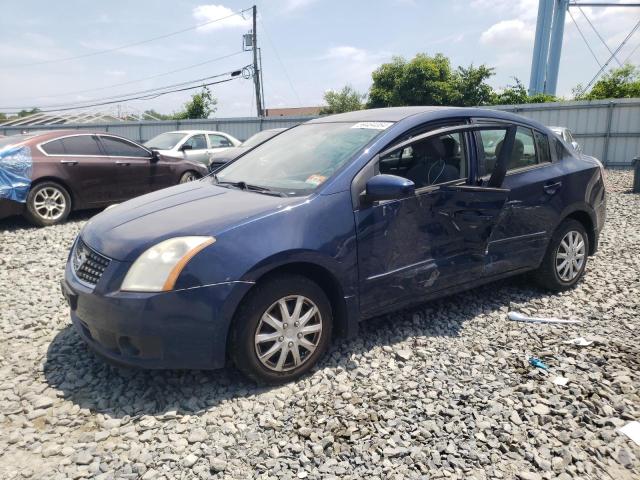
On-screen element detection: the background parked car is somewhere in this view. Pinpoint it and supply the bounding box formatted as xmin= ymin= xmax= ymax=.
xmin=208 ymin=128 xmax=286 ymax=172
xmin=549 ymin=126 xmax=582 ymax=153
xmin=0 ymin=130 xmax=208 ymax=226
xmin=144 ymin=130 xmax=240 ymax=165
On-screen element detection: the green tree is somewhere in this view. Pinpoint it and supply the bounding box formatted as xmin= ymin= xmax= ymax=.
xmin=490 ymin=78 xmax=559 ymax=105
xmin=451 ymin=64 xmax=495 ymax=106
xmin=143 ymin=109 xmax=173 ymax=120
xmin=320 ymin=85 xmax=366 ymax=114
xmin=367 ymin=53 xmax=495 ymax=108
xmin=17 ymin=108 xmax=40 ymax=118
xmin=576 ymin=64 xmax=640 ymax=100
xmin=174 ymin=87 xmax=217 ymax=119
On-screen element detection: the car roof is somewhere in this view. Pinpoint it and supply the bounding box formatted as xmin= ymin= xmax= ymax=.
xmin=11 ymin=130 xmax=136 ymax=143
xmin=161 ymin=130 xmax=231 ymax=135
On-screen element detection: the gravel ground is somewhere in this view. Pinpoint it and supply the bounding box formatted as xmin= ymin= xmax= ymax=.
xmin=0 ymin=170 xmax=638 ymax=480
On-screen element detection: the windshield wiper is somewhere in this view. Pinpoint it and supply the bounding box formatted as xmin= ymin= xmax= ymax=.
xmin=213 ymin=176 xmax=287 ymax=197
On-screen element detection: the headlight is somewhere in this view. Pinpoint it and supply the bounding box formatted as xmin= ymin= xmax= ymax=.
xmin=121 ymin=236 xmax=215 ymax=292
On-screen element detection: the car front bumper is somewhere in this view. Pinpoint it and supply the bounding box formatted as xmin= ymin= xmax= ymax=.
xmin=62 ymin=261 xmax=253 ymax=370
xmin=0 ymin=198 xmax=24 ymax=220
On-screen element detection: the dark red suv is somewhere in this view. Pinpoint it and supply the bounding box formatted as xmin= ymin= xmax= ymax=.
xmin=0 ymin=130 xmax=208 ymax=226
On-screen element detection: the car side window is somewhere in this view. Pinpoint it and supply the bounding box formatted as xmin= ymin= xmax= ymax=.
xmin=184 ymin=134 xmax=207 ymax=150
xmin=508 ymin=127 xmax=537 ymax=170
xmin=475 ymin=129 xmax=508 ymax=177
xmin=100 ymin=136 xmax=149 ymax=157
xmin=208 ymin=134 xmax=232 ymax=148
xmin=534 ymin=130 xmax=551 ymax=164
xmin=41 ymin=139 xmax=66 ymax=155
xmin=60 ymin=136 xmax=103 ymax=156
xmin=379 ymin=132 xmax=467 ymax=189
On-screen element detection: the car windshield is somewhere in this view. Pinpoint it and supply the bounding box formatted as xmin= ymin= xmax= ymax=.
xmin=240 ymin=129 xmax=283 ymax=149
xmin=144 ymin=132 xmax=187 ymax=150
xmin=215 ymin=122 xmax=388 ymax=196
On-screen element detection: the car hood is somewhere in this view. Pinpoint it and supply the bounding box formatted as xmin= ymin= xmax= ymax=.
xmin=81 ymin=181 xmax=303 ymax=261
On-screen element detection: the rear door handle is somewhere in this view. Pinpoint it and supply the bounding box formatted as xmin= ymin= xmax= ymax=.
xmin=60 ymin=160 xmax=78 ymax=165
xmin=544 ymin=181 xmax=562 ymax=194
xmin=116 ymin=161 xmax=131 ymax=166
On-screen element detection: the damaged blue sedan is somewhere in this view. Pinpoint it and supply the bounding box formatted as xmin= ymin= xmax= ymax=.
xmin=62 ymin=107 xmax=606 ymax=384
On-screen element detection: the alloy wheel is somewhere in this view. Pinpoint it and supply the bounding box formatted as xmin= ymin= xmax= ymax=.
xmin=33 ymin=187 xmax=66 ymax=221
xmin=556 ymin=230 xmax=586 ymax=282
xmin=254 ymin=295 xmax=323 ymax=372
xmin=180 ymin=172 xmax=199 ymax=183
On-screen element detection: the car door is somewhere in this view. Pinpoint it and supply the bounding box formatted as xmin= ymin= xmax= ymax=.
xmin=97 ymin=135 xmax=155 ymax=199
xmin=207 ymin=134 xmax=234 ymax=159
xmin=181 ymin=134 xmax=209 ymax=164
xmin=354 ymin=124 xmax=511 ymax=318
xmin=473 ymin=122 xmax=565 ymax=275
xmin=39 ymin=134 xmax=118 ymax=207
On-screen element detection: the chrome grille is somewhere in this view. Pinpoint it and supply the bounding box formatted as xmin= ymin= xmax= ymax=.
xmin=72 ymin=239 xmax=111 ymax=286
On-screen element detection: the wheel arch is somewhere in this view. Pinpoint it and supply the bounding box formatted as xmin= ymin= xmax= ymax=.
xmin=562 ymin=209 xmax=596 ymax=255
xmin=29 ymin=176 xmax=75 ymax=209
xmin=230 ymin=261 xmax=354 ymax=341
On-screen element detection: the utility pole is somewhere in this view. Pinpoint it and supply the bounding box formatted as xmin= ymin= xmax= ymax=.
xmin=252 ymin=5 xmax=264 ymax=117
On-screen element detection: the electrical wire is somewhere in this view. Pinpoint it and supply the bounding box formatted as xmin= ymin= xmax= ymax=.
xmin=581 ymin=20 xmax=640 ymax=93
xmin=3 ymin=76 xmax=244 ymax=114
xmin=578 ymin=6 xmax=623 ymax=66
xmin=622 ymin=40 xmax=640 ymax=63
xmin=0 ymin=67 xmax=250 ymax=112
xmin=8 ymin=50 xmax=247 ymax=102
xmin=568 ymin=9 xmax=603 ymax=68
xmin=7 ymin=7 xmax=251 ymax=68
xmin=257 ymin=14 xmax=302 ymax=107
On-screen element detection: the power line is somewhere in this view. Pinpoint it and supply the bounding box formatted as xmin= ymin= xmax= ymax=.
xmin=1 ymin=67 xmax=250 ymax=112
xmin=3 ymin=76 xmax=245 ymax=114
xmin=577 ymin=6 xmax=622 ymax=66
xmin=623 ymin=40 xmax=640 ymax=62
xmin=7 ymin=50 xmax=247 ymax=103
xmin=258 ymin=13 xmax=301 ymax=107
xmin=7 ymin=7 xmax=251 ymax=68
xmin=581 ymin=20 xmax=640 ymax=93
xmin=568 ymin=9 xmax=603 ymax=68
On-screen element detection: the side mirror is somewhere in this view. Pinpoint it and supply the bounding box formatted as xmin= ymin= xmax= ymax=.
xmin=180 ymin=144 xmax=193 ymax=151
xmin=150 ymin=149 xmax=160 ymax=162
xmin=364 ymin=174 xmax=415 ymax=203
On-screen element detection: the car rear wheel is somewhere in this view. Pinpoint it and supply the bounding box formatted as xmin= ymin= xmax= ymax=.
xmin=533 ymin=219 xmax=589 ymax=291
xmin=179 ymin=171 xmax=200 ymax=183
xmin=229 ymin=274 xmax=333 ymax=384
xmin=24 ymin=181 xmax=71 ymax=227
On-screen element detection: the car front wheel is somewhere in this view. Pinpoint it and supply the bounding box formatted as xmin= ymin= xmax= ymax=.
xmin=179 ymin=171 xmax=200 ymax=183
xmin=24 ymin=181 xmax=71 ymax=227
xmin=533 ymin=218 xmax=589 ymax=291
xmin=229 ymin=274 xmax=333 ymax=384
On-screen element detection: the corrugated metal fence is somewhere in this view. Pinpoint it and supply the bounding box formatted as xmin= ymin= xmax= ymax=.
xmin=2 ymin=98 xmax=638 ymax=166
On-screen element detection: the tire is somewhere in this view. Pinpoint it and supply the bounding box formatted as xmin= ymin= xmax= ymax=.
xmin=533 ymin=219 xmax=589 ymax=291
xmin=179 ymin=171 xmax=200 ymax=184
xmin=229 ymin=274 xmax=333 ymax=385
xmin=24 ymin=181 xmax=72 ymax=227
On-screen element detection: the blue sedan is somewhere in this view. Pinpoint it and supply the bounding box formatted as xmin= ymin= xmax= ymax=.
xmin=61 ymin=107 xmax=606 ymax=384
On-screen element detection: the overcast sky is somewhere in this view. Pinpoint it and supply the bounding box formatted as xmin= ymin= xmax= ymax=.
xmin=1 ymin=0 xmax=638 ymax=118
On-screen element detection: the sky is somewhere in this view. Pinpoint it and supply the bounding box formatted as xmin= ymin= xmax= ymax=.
xmin=0 ymin=0 xmax=638 ymax=118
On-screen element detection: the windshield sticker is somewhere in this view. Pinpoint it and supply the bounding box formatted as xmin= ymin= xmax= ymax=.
xmin=305 ymin=174 xmax=327 ymax=187
xmin=351 ymin=122 xmax=393 ymax=130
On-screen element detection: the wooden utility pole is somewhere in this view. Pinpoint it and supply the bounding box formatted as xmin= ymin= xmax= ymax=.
xmin=252 ymin=5 xmax=264 ymax=117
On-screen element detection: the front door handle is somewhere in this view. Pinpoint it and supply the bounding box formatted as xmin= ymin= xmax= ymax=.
xmin=544 ymin=181 xmax=562 ymax=195
xmin=454 ymin=210 xmax=494 ymax=222
xmin=116 ymin=161 xmax=131 ymax=166
xmin=60 ymin=160 xmax=78 ymax=165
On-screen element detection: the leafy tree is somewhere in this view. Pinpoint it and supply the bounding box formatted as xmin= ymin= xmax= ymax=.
xmin=451 ymin=64 xmax=495 ymax=106
xmin=490 ymin=78 xmax=559 ymax=105
xmin=174 ymin=87 xmax=217 ymax=119
xmin=367 ymin=53 xmax=495 ymax=107
xmin=143 ymin=109 xmax=173 ymax=120
xmin=320 ymin=85 xmax=366 ymax=114
xmin=576 ymin=64 xmax=640 ymax=100
xmin=17 ymin=108 xmax=40 ymax=118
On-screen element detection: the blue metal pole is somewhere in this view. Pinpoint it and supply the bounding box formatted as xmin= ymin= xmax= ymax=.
xmin=546 ymin=0 xmax=569 ymax=95
xmin=529 ymin=0 xmax=555 ymax=95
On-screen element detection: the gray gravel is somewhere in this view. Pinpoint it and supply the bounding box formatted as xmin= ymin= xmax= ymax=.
xmin=0 ymin=170 xmax=638 ymax=479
